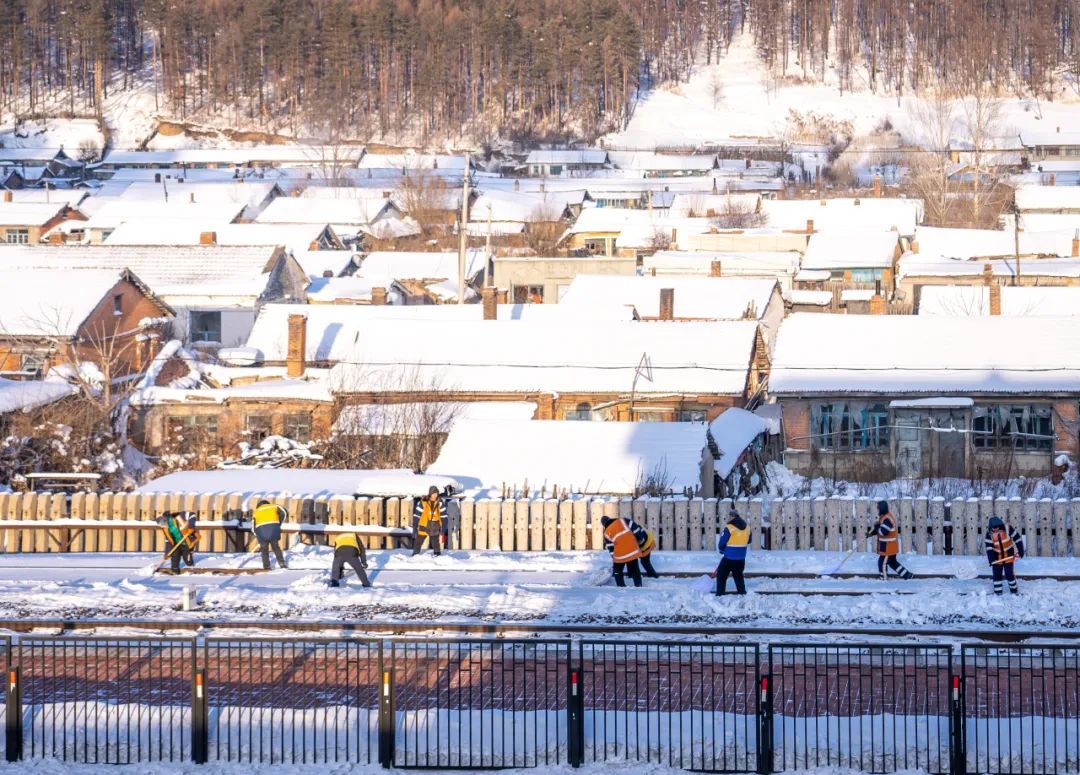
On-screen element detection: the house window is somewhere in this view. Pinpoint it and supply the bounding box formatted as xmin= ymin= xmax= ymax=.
xmin=5 ymin=229 xmax=29 ymax=244
xmin=565 ymin=402 xmax=594 ymax=421
xmin=190 ymin=311 xmax=222 ymax=343
xmin=166 ymin=414 xmax=219 ymax=453
xmin=244 ymin=414 xmax=273 ymax=444
xmin=19 ymin=353 xmax=46 ymax=376
xmin=583 ymin=239 xmax=606 ymax=254
xmin=283 ymin=412 xmax=312 ymax=442
xmin=113 ymin=294 xmax=123 ymax=316
xmin=812 ymin=402 xmax=890 ymax=450
xmin=678 ymin=409 xmax=707 ymax=422
xmin=972 ymin=405 xmax=1053 ymax=452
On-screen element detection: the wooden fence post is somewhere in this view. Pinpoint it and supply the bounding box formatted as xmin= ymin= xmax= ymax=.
xmin=811 ymin=498 xmax=826 ymax=551
xmin=498 ymin=499 xmax=513 ymax=551
xmin=529 ymin=499 xmax=544 ymax=551
xmin=913 ymin=498 xmax=928 ymax=555
xmin=543 ymin=499 xmax=558 ymax=551
xmin=557 ymin=499 xmax=572 ymax=551
xmin=660 ymin=499 xmax=675 ymax=551
xmin=1037 ymin=498 xmax=1054 ymax=557
xmin=825 ymin=498 xmax=841 ymax=552
xmin=1053 ymin=499 xmax=1069 ymax=557
xmin=459 ymin=499 xmax=474 ymax=551
xmin=688 ymin=499 xmax=703 ymax=551
xmin=897 ymin=499 xmax=914 ymax=555
xmin=472 ymin=500 xmax=489 ymax=551
xmin=572 ymin=499 xmax=588 ymax=551
xmin=797 ymin=498 xmax=811 ymax=551
xmin=673 ymin=499 xmax=689 ymax=551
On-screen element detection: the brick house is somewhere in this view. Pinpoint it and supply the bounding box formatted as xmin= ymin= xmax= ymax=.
xmin=0 ymin=267 xmax=172 ymax=379
xmin=770 ymin=314 xmax=1080 ymax=481
xmin=0 ymin=194 xmax=81 ymax=244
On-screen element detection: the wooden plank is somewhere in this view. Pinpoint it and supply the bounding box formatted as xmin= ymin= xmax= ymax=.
xmin=80 ymin=493 xmax=96 ymax=553
xmin=949 ymin=499 xmax=967 ymax=556
xmin=825 ymin=498 xmax=841 ymax=552
xmin=913 ymin=498 xmax=928 ymax=555
xmin=366 ymin=499 xmax=383 ymax=553
xmin=645 ymin=500 xmax=661 ymax=545
xmin=618 ymin=498 xmax=632 ymax=522
xmin=558 ymin=500 xmax=573 ymax=551
xmin=810 ymin=498 xmax=826 ymax=551
xmin=572 ymin=499 xmax=588 ymax=551
xmin=512 ymin=500 xmax=528 ymax=552
xmin=1020 ymin=499 xmax=1038 ymax=558
xmin=897 ymin=499 xmax=914 ymax=555
xmin=702 ymin=499 xmax=719 ymax=552
xmin=127 ymin=494 xmax=144 ymax=551
xmin=748 ymin=499 xmax=764 ymax=551
xmin=47 ymin=493 xmax=66 ymax=551
xmin=589 ymin=500 xmax=605 ymax=551
xmin=459 ymin=499 xmax=474 ymax=551
xmin=474 ymin=500 xmax=490 ymax=551
xmin=602 ymin=501 xmax=618 ymax=551
xmin=797 ymin=499 xmax=812 ymax=551
xmin=965 ymin=498 xmax=982 ymax=556
xmin=688 ymin=499 xmax=704 ymax=551
xmin=852 ymin=498 xmax=871 ymax=552
xmin=1053 ymin=499 xmax=1069 ymax=558
xmin=1072 ymin=499 xmax=1080 ymax=558
xmin=498 ymin=500 xmax=513 ymax=551
xmin=1036 ymin=498 xmax=1053 ymax=557
xmin=672 ymin=499 xmax=688 ymax=551
xmin=660 ymin=500 xmax=675 ymax=551
xmin=543 ymin=500 xmax=558 ymax=551
xmin=632 ymin=498 xmax=648 ymax=539
xmin=528 ymin=499 xmax=544 ymax=551
xmin=777 ymin=499 xmax=793 ymax=551
xmin=930 ymin=498 xmax=946 ymax=556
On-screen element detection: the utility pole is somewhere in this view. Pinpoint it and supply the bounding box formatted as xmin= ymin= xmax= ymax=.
xmin=457 ymin=153 xmax=471 ymax=305
xmin=1011 ymin=196 xmax=1021 ymax=287
xmin=484 ymin=204 xmax=492 ymax=288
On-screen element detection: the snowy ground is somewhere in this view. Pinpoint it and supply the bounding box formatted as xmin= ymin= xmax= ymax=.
xmin=0 ymin=547 xmax=1076 ymax=634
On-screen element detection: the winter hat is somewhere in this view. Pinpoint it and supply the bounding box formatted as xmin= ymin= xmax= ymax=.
xmin=257 ymin=499 xmax=270 ymax=508
xmin=600 ymin=516 xmax=614 ymax=528
xmin=989 ymin=516 xmax=1005 ymax=530
xmin=728 ymin=509 xmax=741 ymax=521
xmin=427 ymin=485 xmax=440 ymax=498
xmin=877 ymin=500 xmax=889 ymax=515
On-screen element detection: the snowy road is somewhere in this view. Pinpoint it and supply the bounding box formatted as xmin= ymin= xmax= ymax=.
xmin=0 ymin=548 xmax=1077 ymax=632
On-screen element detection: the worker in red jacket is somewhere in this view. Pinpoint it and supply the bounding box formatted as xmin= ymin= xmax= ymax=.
xmin=869 ymin=501 xmax=913 ymax=580
xmin=985 ymin=516 xmax=1024 ymax=595
xmin=601 ymin=515 xmax=643 ymax=587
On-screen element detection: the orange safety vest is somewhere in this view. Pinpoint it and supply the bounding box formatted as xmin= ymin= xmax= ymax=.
xmin=876 ymin=513 xmax=899 ymax=557
xmin=604 ymin=518 xmax=642 ymax=563
xmin=989 ymin=528 xmax=1017 ymax=565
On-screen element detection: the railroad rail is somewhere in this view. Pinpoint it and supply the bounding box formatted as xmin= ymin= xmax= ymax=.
xmin=0 ymin=617 xmax=1077 ymax=642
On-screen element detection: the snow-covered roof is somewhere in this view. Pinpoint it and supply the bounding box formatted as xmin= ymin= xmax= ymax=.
xmin=918 ymin=285 xmax=1080 ymax=317
xmin=83 ymin=199 xmax=241 ymax=231
xmin=801 ymin=231 xmax=899 ymax=270
xmin=898 ymin=255 xmax=1080 ymax=280
xmin=770 ymin=313 xmax=1080 ymax=395
xmin=357 ymin=250 xmax=487 ymax=284
xmin=0 ymin=377 xmax=75 ymax=413
xmin=357 ymin=153 xmax=468 ymax=172
xmin=667 ymin=193 xmax=760 ymax=218
xmin=1020 ymin=128 xmax=1080 ymax=147
xmin=469 ymin=190 xmax=573 ymax=223
xmin=608 ymin=151 xmax=716 ymax=172
xmin=116 ymin=180 xmax=278 ymax=210
xmin=1006 ymin=213 xmax=1080 ymax=233
xmin=135 ymin=468 xmax=460 ymax=499
xmin=102 ymin=146 xmax=365 ymax=167
xmin=292 ymin=249 xmax=357 ymax=280
xmin=559 ymin=275 xmax=777 ymax=320
xmin=328 ymin=320 xmax=758 ymax=395
xmin=789 ymin=289 xmax=832 ymax=306
xmin=913 ymin=226 xmax=1075 ymax=259
xmin=0 ymin=245 xmax=289 ymax=303
xmin=642 ymin=250 xmax=801 ymax=277
xmin=709 ymin=408 xmax=770 ymax=478
xmin=132 ymin=376 xmax=333 ymax=406
xmin=0 ymin=267 xmax=131 ymax=336
xmin=1014 ymin=185 xmax=1080 ymax=212
xmin=761 ymin=198 xmax=922 ymax=234
xmin=256 ymin=196 xmax=395 ymax=226
xmin=495 ymin=303 xmax=636 ymax=322
xmin=840 ymin=289 xmax=875 ymax=302
xmin=335 ymin=401 xmax=537 ymax=435
xmin=104 ymin=222 xmax=339 ymax=253
xmin=525 ymin=149 xmax=609 ymax=166
xmin=565 ymin=206 xmax=657 ymax=234
xmin=426 ymin=419 xmax=706 ymax=495
xmin=2 ymin=190 xmax=87 ymax=207
xmin=0 ymin=201 xmax=67 ymax=227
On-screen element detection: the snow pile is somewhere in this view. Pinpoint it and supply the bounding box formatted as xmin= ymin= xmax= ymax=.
xmin=220 ymin=436 xmax=324 ymax=469
xmin=709 ymin=409 xmax=771 ymax=478
xmin=136 ymin=468 xmax=461 ymax=498
xmin=0 ymin=378 xmax=74 ymax=414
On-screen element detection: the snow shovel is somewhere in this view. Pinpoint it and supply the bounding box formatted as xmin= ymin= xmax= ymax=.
xmin=155 ymin=528 xmax=199 ymax=574
xmin=818 ymin=546 xmax=858 ymax=577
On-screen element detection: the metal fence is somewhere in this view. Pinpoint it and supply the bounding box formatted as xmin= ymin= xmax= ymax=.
xmin=203 ymin=638 xmax=380 ymax=764
xmin=768 ymin=644 xmax=954 ymax=774
xmin=962 ymin=645 xmax=1080 ymax=775
xmin=18 ymin=637 xmax=193 ymax=763
xmin=579 ymin=641 xmax=758 ymax=772
xmin=3 ymin=635 xmax=1080 ymax=773
xmin=389 ymin=639 xmax=568 ymax=769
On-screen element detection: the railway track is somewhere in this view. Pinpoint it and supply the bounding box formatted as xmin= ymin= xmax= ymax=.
xmin=1 ymin=617 xmax=1077 ymax=642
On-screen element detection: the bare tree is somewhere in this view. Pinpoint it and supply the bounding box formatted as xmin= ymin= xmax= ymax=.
xmin=395 ymin=168 xmax=455 ymax=241
xmin=711 ymin=197 xmax=767 ymax=229
xmin=522 ymin=201 xmax=565 ymax=255
xmin=960 ymin=83 xmax=1009 ymax=225
xmin=906 ymin=92 xmax=959 ymax=226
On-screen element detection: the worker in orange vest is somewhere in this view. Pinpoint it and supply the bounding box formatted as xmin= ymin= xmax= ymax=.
xmin=985 ymin=516 xmax=1024 ymax=595
xmin=868 ymin=500 xmax=913 ymax=580
xmin=601 ymin=515 xmax=643 ymax=587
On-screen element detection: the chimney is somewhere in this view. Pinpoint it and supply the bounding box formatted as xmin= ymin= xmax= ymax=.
xmin=881 ymin=267 xmax=894 ymax=292
xmin=745 ymin=157 xmax=751 ymax=170
xmin=286 ymin=314 xmax=307 ymax=378
xmin=154 ymin=173 xmax=161 ymax=183
xmin=189 ymin=191 xmax=196 ymax=204
xmin=371 ymin=286 xmax=388 ymax=305
xmin=309 ymin=240 xmax=320 ymax=250
xmin=496 ymin=288 xmax=508 ymax=305
xmin=199 ymin=231 xmax=217 ymax=246
xmin=873 ymin=174 xmax=882 ymax=198
xmin=868 ymin=294 xmax=886 ymax=315
xmin=982 ymin=263 xmax=994 ymax=286
xmin=989 ymin=282 xmax=1002 ymax=316
xmin=322 ymin=270 xmax=334 ymax=278
xmin=1049 ymin=173 xmax=1057 ymax=186
xmin=659 ymin=288 xmax=674 ymax=321
xmin=806 ymin=219 xmax=815 ymax=233
xmin=670 ymin=227 xmax=678 ymax=248
xmin=1073 ymin=230 xmax=1079 ymax=258
xmin=1 ymin=191 xmax=11 ymax=203
xmin=710 ymin=260 xmax=722 ymax=277
xmin=482 ymin=287 xmax=498 ymax=320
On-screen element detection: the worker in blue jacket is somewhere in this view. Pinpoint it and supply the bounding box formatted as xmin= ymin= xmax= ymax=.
xmin=711 ymin=509 xmax=751 ymax=595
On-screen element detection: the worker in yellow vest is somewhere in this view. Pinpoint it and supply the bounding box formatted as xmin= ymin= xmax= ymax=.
xmin=712 ymin=509 xmax=751 ymax=595
xmin=252 ymin=499 xmax=288 ymax=570
xmin=411 ymin=486 xmax=446 ymax=556
xmin=329 ymin=531 xmax=371 ymax=588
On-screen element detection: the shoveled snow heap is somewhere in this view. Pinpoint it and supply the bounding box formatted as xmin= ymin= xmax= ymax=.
xmin=136 ymin=468 xmax=460 ymax=498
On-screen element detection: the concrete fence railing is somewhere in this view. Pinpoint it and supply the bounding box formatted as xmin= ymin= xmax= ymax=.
xmin=0 ymin=491 xmax=1075 ymax=557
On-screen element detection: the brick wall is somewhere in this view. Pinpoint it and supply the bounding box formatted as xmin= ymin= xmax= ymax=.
xmin=781 ymin=400 xmax=811 ymax=451
xmin=1054 ymin=400 xmax=1080 ymax=458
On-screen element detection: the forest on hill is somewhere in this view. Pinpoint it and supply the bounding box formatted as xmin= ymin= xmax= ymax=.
xmin=1 ymin=0 xmax=1078 ymax=144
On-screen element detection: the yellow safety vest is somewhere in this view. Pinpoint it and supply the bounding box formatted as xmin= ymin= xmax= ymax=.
xmin=253 ymin=503 xmax=282 ymax=527
xmin=334 ymin=533 xmax=360 ymax=551
xmin=725 ymin=525 xmax=751 ymax=548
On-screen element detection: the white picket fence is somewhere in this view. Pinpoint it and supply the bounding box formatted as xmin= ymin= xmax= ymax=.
xmin=0 ymin=491 xmax=1075 ymax=557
